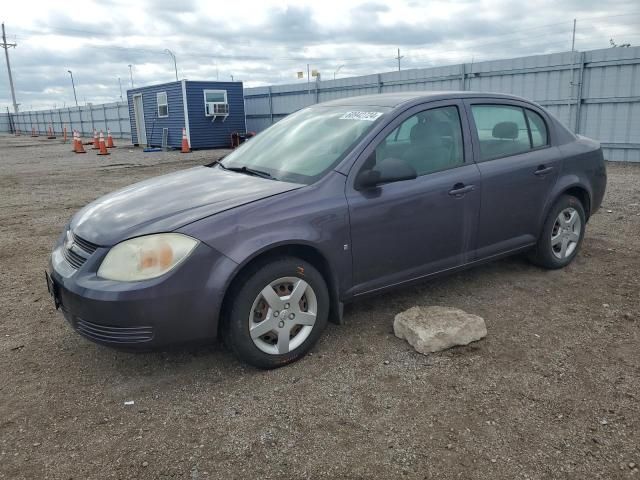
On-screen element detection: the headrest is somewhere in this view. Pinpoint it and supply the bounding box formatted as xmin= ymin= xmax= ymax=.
xmin=432 ymin=121 xmax=453 ymax=137
xmin=492 ymin=121 xmax=518 ymax=139
xmin=410 ymin=122 xmax=430 ymax=142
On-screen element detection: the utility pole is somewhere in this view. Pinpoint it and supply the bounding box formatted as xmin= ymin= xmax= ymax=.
xmin=1 ymin=23 xmax=19 ymax=113
xmin=571 ymin=18 xmax=576 ymax=51
xmin=118 ymin=77 xmax=123 ymax=100
xmin=128 ymin=64 xmax=134 ymax=88
xmin=395 ymin=48 xmax=404 ymax=72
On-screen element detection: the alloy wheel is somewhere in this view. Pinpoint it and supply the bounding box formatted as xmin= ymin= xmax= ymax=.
xmin=248 ymin=276 xmax=318 ymax=355
xmin=551 ymin=207 xmax=581 ymax=260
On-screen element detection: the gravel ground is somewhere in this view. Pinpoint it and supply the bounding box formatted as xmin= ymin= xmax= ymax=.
xmin=0 ymin=134 xmax=638 ymax=480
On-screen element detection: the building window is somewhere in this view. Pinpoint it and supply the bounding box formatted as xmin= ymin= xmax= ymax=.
xmin=203 ymin=90 xmax=229 ymax=117
xmin=157 ymin=92 xmax=168 ymax=117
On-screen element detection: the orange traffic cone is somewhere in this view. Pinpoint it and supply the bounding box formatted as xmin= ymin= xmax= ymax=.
xmin=92 ymin=129 xmax=99 ymax=149
xmin=47 ymin=124 xmax=56 ymax=139
xmin=31 ymin=126 xmax=38 ymax=137
xmin=106 ymin=128 xmax=116 ymax=148
xmin=75 ymin=131 xmax=86 ymax=154
xmin=97 ymin=130 xmax=110 ymax=156
xmin=181 ymin=127 xmax=191 ymax=153
xmin=71 ymin=130 xmax=82 ymax=152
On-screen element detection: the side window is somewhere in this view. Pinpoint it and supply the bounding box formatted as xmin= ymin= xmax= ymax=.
xmin=157 ymin=92 xmax=168 ymax=117
xmin=525 ymin=109 xmax=548 ymax=148
xmin=471 ymin=105 xmax=530 ymax=161
xmin=385 ymin=116 xmax=417 ymax=146
xmin=374 ymin=106 xmax=464 ymax=176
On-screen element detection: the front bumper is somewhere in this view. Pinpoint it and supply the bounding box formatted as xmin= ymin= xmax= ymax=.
xmin=48 ymin=240 xmax=238 ymax=349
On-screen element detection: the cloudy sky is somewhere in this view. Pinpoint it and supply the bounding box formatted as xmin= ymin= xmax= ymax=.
xmin=1 ymin=0 xmax=638 ymax=111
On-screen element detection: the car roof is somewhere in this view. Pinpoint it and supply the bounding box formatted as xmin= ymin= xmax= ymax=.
xmin=317 ymin=91 xmax=533 ymax=109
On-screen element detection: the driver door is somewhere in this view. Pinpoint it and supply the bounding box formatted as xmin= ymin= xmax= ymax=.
xmin=345 ymin=100 xmax=481 ymax=296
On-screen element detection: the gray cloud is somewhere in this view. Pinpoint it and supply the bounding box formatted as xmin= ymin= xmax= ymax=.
xmin=2 ymin=0 xmax=639 ymax=110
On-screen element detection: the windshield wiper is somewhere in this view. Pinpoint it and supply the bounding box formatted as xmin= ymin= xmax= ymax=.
xmin=218 ymin=163 xmax=274 ymax=180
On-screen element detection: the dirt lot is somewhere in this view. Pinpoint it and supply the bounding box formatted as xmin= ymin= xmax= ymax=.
xmin=0 ymin=133 xmax=638 ymax=480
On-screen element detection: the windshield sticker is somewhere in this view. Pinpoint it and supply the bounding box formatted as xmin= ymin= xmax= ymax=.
xmin=339 ymin=111 xmax=384 ymax=121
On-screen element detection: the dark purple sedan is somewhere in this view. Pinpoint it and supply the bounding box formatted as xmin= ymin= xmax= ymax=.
xmin=47 ymin=91 xmax=607 ymax=368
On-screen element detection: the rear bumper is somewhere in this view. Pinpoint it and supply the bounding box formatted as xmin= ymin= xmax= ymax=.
xmin=48 ymin=241 xmax=238 ymax=349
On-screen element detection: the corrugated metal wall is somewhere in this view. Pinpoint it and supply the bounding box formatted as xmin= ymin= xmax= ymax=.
xmin=0 ymin=112 xmax=12 ymax=132
xmin=2 ymin=47 xmax=639 ymax=160
xmin=127 ymin=80 xmax=185 ymax=147
xmin=4 ymin=102 xmax=130 ymax=139
xmin=186 ymin=81 xmax=245 ymax=149
xmin=244 ymin=46 xmax=640 ymax=162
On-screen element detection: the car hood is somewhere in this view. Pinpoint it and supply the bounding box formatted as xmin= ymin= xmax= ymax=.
xmin=71 ymin=165 xmax=303 ymax=246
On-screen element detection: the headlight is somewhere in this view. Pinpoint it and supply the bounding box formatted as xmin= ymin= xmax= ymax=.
xmin=97 ymin=233 xmax=198 ymax=281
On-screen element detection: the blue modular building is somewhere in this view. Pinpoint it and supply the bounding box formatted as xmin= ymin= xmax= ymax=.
xmin=126 ymin=80 xmax=245 ymax=149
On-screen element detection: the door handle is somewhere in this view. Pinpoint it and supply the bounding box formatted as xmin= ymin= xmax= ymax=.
xmin=534 ymin=165 xmax=554 ymax=176
xmin=448 ymin=183 xmax=475 ymax=196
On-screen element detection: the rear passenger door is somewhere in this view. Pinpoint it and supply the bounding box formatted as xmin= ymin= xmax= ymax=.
xmin=465 ymin=100 xmax=561 ymax=259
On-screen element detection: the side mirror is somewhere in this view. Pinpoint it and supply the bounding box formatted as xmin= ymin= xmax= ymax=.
xmin=355 ymin=157 xmax=417 ymax=190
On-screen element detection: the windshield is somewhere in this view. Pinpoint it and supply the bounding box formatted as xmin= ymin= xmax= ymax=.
xmin=219 ymin=105 xmax=390 ymax=184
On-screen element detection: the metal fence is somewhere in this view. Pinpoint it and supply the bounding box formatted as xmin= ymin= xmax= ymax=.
xmin=2 ymin=102 xmax=130 ymax=139
xmin=2 ymin=46 xmax=639 ymax=161
xmin=0 ymin=111 xmax=12 ymax=133
xmin=244 ymin=46 xmax=640 ymax=162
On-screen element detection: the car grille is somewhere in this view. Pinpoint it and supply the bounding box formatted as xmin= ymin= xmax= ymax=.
xmin=75 ymin=318 xmax=154 ymax=344
xmin=63 ymin=232 xmax=100 ymax=270
xmin=62 ymin=247 xmax=86 ymax=269
xmin=72 ymin=233 xmax=99 ymax=254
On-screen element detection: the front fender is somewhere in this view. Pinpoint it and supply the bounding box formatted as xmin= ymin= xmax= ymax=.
xmin=178 ymin=171 xmax=352 ymax=298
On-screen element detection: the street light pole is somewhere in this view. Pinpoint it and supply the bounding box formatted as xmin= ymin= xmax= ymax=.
xmin=128 ymin=64 xmax=134 ymax=88
xmin=118 ymin=76 xmax=123 ymax=101
xmin=67 ymin=70 xmax=78 ymax=107
xmin=334 ymin=64 xmax=344 ymax=80
xmin=164 ymin=49 xmax=178 ymax=81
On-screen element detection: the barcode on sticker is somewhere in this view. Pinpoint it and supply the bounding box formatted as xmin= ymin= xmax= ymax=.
xmin=339 ymin=111 xmax=384 ymax=121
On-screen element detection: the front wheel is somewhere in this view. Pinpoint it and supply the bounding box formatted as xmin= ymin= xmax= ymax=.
xmin=529 ymin=195 xmax=586 ymax=269
xmin=222 ymin=257 xmax=329 ymax=369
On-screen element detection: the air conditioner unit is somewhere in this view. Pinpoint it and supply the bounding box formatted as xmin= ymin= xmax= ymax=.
xmin=206 ymin=102 xmax=229 ymax=121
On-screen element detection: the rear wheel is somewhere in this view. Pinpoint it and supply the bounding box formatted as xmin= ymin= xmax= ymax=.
xmin=222 ymin=257 xmax=329 ymax=369
xmin=529 ymin=195 xmax=586 ymax=269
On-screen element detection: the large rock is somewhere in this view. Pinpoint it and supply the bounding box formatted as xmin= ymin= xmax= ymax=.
xmin=393 ymin=306 xmax=487 ymax=354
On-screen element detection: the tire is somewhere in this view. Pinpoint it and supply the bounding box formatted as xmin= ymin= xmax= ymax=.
xmin=222 ymin=256 xmax=329 ymax=369
xmin=529 ymin=195 xmax=586 ymax=269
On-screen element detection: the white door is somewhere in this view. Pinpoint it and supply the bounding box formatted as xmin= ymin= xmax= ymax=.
xmin=132 ymin=94 xmax=147 ymax=146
